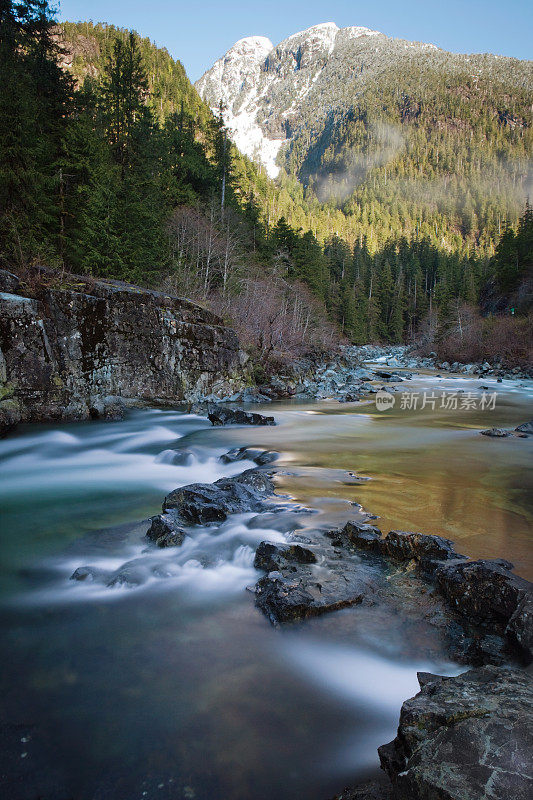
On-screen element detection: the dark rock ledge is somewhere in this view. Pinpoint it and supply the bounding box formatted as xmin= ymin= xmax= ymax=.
xmin=252 ymin=521 xmax=532 ymax=666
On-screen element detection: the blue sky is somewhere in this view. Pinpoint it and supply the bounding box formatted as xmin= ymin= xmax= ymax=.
xmin=57 ymin=0 xmax=532 ymax=82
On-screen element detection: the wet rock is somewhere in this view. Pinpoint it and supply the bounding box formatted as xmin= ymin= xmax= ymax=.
xmin=382 ymin=530 xmax=465 ymax=565
xmin=379 ymin=665 xmax=533 ymax=800
xmin=70 ymin=565 xmax=111 ymax=583
xmin=252 ymin=518 xmax=523 ymax=665
xmin=106 ymin=559 xmax=152 ymax=588
xmin=219 ymin=447 xmax=278 ymax=465
xmin=436 ymin=559 xmax=532 ymax=654
xmin=480 ymin=427 xmax=511 ymax=437
xmin=515 ymin=420 xmax=533 ymax=435
xmin=89 ymin=395 xmax=125 ymax=421
xmin=207 ymin=405 xmax=275 ymax=426
xmin=163 ymin=469 xmax=274 ymax=523
xmin=254 ymin=568 xmax=371 ymax=625
xmin=253 ymin=541 xmax=316 ymax=571
xmin=327 ymin=520 xmax=383 ymax=552
xmin=146 ymin=512 xmax=187 ymax=548
xmin=506 ymin=591 xmax=533 ymax=658
xmin=329 ymin=523 xmax=465 ymax=565
xmin=338 ymin=392 xmax=361 ymax=402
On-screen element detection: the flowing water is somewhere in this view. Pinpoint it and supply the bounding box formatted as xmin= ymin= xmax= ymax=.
xmin=0 ymin=370 xmax=532 ymax=799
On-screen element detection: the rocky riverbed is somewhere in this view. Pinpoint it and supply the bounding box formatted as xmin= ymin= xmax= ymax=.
xmin=63 ymin=401 xmax=532 ymax=800
xmin=1 ymin=376 xmax=531 ymax=800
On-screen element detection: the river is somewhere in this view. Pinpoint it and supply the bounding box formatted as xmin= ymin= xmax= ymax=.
xmin=0 ymin=369 xmax=531 ymax=799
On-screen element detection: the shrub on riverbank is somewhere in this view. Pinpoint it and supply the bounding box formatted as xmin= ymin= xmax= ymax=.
xmin=418 ymin=304 xmax=533 ymax=367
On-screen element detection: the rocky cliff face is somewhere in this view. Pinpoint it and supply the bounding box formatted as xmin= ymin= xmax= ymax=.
xmin=0 ymin=270 xmax=246 ymax=433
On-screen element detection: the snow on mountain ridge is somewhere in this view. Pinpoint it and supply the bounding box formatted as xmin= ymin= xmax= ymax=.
xmin=194 ymin=22 xmax=430 ymax=178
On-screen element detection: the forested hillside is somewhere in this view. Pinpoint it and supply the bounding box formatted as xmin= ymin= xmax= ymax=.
xmin=0 ymin=3 xmax=530 ymax=366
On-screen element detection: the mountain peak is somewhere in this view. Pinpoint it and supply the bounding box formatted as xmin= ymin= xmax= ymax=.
xmin=196 ymin=22 xmax=521 ymax=181
xmin=229 ymin=36 xmax=274 ymax=57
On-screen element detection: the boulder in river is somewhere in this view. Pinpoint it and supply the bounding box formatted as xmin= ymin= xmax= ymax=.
xmin=146 ymin=511 xmax=187 ymax=548
xmin=378 ymin=665 xmax=533 ymax=800
xmin=515 ymin=420 xmax=533 ymax=435
xmin=255 ymin=568 xmax=371 ymax=625
xmin=219 ymin=446 xmax=278 ymax=465
xmin=253 ymin=541 xmax=317 ymax=572
xmin=207 ymin=405 xmax=275 ymax=426
xmin=436 ymin=558 xmax=533 ymax=659
xmin=328 ymin=522 xmax=465 ymax=565
xmin=480 ymin=427 xmax=511 ymax=437
xmin=162 ymin=469 xmax=274 ymax=523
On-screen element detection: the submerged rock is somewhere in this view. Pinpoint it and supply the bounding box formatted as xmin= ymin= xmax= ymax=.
xmin=207 ymin=405 xmax=275 ymax=426
xmin=219 ymin=446 xmax=278 ymax=465
xmin=70 ymin=565 xmax=111 ymax=583
xmin=480 ymin=427 xmax=511 ymax=437
xmin=378 ymin=665 xmax=533 ymax=800
xmin=106 ymin=559 xmax=153 ymax=588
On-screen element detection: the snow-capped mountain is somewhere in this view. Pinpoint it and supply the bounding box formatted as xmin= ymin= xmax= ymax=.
xmin=196 ymin=22 xmax=530 ymax=184
xmin=195 ymin=22 xmax=427 ymax=178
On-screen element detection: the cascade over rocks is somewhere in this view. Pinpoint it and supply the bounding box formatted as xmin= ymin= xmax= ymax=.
xmin=64 ymin=422 xmax=531 ymax=800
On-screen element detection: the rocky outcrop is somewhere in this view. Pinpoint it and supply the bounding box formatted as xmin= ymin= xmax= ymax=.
xmin=252 ymin=522 xmax=532 ymax=665
xmin=0 ymin=269 xmax=246 ymax=428
xmin=378 ymin=666 xmax=532 ymax=800
xmin=162 ymin=469 xmax=274 ymax=523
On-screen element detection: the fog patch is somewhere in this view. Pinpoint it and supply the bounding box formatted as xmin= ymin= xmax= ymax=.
xmin=315 ymin=123 xmax=405 ymax=203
